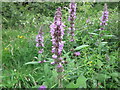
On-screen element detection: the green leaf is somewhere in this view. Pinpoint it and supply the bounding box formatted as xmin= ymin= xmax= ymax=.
xmin=100 ymin=42 xmax=108 ymax=46
xmin=103 ymin=35 xmax=116 ymax=38
xmin=95 ymin=74 xmax=111 ymax=82
xmin=89 ymin=32 xmax=99 ymax=35
xmin=50 ymin=70 xmax=58 ymax=84
xmin=75 ymin=45 xmax=89 ymax=50
xmin=96 ymin=60 xmax=103 ymax=68
xmin=110 ymin=72 xmax=119 ymax=78
xmin=66 ymin=81 xmax=77 ymax=88
xmin=38 ymin=54 xmax=42 ymax=60
xmin=44 ymin=64 xmax=49 ymax=75
xmin=24 ymin=61 xmax=38 ymax=65
xmin=46 ymin=58 xmax=54 ymax=62
xmin=76 ymin=75 xmax=87 ymax=88
xmin=66 ymin=75 xmax=87 ymax=88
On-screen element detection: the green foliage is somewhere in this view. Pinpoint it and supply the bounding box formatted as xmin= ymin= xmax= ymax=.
xmin=1 ymin=2 xmax=119 ymax=88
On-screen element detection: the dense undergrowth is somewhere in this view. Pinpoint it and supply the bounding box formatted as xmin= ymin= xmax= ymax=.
xmin=1 ymin=2 xmax=120 ymax=88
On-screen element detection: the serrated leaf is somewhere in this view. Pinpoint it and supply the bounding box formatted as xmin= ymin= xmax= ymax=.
xmin=110 ymin=72 xmax=119 ymax=77
xmin=66 ymin=82 xmax=77 ymax=88
xmin=66 ymin=75 xmax=87 ymax=88
xmin=25 ymin=61 xmax=38 ymax=65
xmin=95 ymin=74 xmax=111 ymax=82
xmin=75 ymin=45 xmax=89 ymax=50
xmin=76 ymin=75 xmax=87 ymax=88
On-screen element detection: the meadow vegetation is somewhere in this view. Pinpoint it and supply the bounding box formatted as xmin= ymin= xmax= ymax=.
xmin=1 ymin=2 xmax=119 ymax=88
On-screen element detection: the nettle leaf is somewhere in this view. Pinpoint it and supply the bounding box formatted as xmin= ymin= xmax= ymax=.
xmin=110 ymin=72 xmax=119 ymax=78
xmin=76 ymin=75 xmax=87 ymax=88
xmin=25 ymin=61 xmax=38 ymax=65
xmin=95 ymin=74 xmax=111 ymax=82
xmin=66 ymin=81 xmax=77 ymax=88
xmin=75 ymin=45 xmax=89 ymax=50
xmin=66 ymin=75 xmax=87 ymax=88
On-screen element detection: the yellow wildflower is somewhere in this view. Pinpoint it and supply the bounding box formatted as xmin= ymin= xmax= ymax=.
xmin=88 ymin=61 xmax=93 ymax=64
xmin=4 ymin=48 xmax=9 ymax=51
xmin=89 ymin=61 xmax=93 ymax=63
xmin=17 ymin=35 xmax=24 ymax=39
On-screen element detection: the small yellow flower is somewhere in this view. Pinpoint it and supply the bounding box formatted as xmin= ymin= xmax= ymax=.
xmin=4 ymin=48 xmax=9 ymax=51
xmin=89 ymin=61 xmax=93 ymax=63
xmin=88 ymin=61 xmax=93 ymax=64
xmin=17 ymin=35 xmax=24 ymax=39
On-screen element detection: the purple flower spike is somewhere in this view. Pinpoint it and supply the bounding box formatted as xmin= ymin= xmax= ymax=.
xmin=38 ymin=60 xmax=47 ymax=63
xmin=39 ymin=85 xmax=46 ymax=90
xmin=36 ymin=26 xmax=44 ymax=54
xmin=52 ymin=54 xmax=57 ymax=59
xmin=69 ymin=2 xmax=77 ymax=41
xmin=70 ymin=39 xmax=74 ymax=42
xmin=100 ymin=3 xmax=109 ymax=30
xmin=74 ymin=52 xmax=80 ymax=56
xmin=50 ymin=7 xmax=65 ymax=65
xmin=38 ymin=49 xmax=44 ymax=54
xmin=51 ymin=62 xmax=55 ymax=65
xmin=57 ymin=63 xmax=64 ymax=72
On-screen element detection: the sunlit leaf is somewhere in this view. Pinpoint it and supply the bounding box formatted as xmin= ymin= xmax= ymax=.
xmin=66 ymin=81 xmax=77 ymax=88
xmin=95 ymin=74 xmax=111 ymax=82
xmin=89 ymin=32 xmax=99 ymax=35
xmin=103 ymin=35 xmax=116 ymax=38
xmin=25 ymin=61 xmax=38 ymax=65
xmin=100 ymin=42 xmax=108 ymax=46
xmin=76 ymin=75 xmax=87 ymax=88
xmin=75 ymin=45 xmax=89 ymax=50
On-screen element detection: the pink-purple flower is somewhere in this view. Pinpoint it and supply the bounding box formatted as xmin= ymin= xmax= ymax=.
xmin=74 ymin=52 xmax=80 ymax=56
xmin=38 ymin=60 xmax=47 ymax=63
xmin=68 ymin=2 xmax=77 ymax=41
xmin=36 ymin=26 xmax=44 ymax=54
xmin=38 ymin=85 xmax=46 ymax=90
xmin=57 ymin=63 xmax=64 ymax=72
xmin=100 ymin=3 xmax=109 ymax=30
xmin=50 ymin=7 xmax=65 ymax=65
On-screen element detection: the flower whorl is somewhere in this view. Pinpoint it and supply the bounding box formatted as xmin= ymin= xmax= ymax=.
xmin=50 ymin=7 xmax=65 ymax=65
xmin=36 ymin=26 xmax=44 ymax=54
xmin=100 ymin=3 xmax=109 ymax=30
xmin=68 ymin=2 xmax=77 ymax=41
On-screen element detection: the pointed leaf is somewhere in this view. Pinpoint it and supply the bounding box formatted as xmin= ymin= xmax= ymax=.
xmin=76 ymin=75 xmax=87 ymax=88
xmin=75 ymin=45 xmax=89 ymax=50
xmin=66 ymin=82 xmax=77 ymax=88
xmin=103 ymin=35 xmax=116 ymax=38
xmin=89 ymin=32 xmax=99 ymax=35
xmin=25 ymin=61 xmax=38 ymax=65
xmin=100 ymin=42 xmax=108 ymax=46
